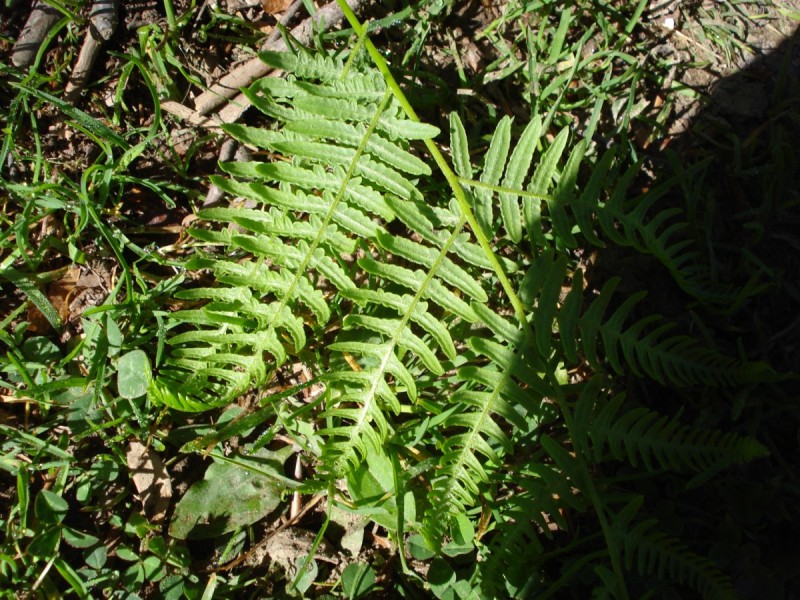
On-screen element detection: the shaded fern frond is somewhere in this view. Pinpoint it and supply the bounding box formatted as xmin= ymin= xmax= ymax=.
xmin=598 ymin=161 xmax=768 ymax=310
xmin=573 ymin=379 xmax=768 ymax=473
xmin=478 ymin=462 xmax=591 ymax=598
xmin=620 ymin=518 xmax=738 ymax=600
xmin=514 ymin=249 xmax=775 ymax=387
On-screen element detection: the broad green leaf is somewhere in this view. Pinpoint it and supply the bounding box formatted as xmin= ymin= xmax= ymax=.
xmin=341 ymin=562 xmax=377 ymax=600
xmin=169 ymin=446 xmax=293 ymax=539
xmin=35 ymin=489 xmax=69 ymax=524
xmin=62 ymin=527 xmax=100 ymax=549
xmin=293 ymin=556 xmax=318 ymax=595
xmin=117 ymin=350 xmax=151 ymax=399
xmin=28 ymin=527 xmax=61 ymax=558
xmin=346 ymin=448 xmax=414 ymax=532
xmin=408 ymin=533 xmax=435 ymax=560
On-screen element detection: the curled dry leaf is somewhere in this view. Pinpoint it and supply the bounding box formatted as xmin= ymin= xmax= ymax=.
xmin=126 ymin=441 xmax=173 ymax=524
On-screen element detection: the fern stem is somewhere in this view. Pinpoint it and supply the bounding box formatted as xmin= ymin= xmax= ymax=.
xmin=457 ymin=176 xmax=556 ymax=203
xmin=335 ymin=0 xmax=532 ymax=340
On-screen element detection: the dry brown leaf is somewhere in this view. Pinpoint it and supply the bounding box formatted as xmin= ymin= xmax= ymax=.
xmin=126 ymin=441 xmax=173 ymax=524
xmin=48 ymin=266 xmax=81 ymax=324
xmin=262 ymin=0 xmax=293 ymax=15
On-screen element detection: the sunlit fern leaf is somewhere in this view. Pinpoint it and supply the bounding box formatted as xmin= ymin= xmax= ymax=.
xmin=341 ymin=288 xmax=457 ymax=360
xmin=322 ymin=221 xmax=487 ymax=475
xmin=383 ymin=196 xmax=504 ymax=270
xmin=219 ymin=161 xmax=397 ymax=222
xmin=209 ymin=178 xmax=384 ymax=237
xmin=196 ymin=206 xmax=356 ymax=254
xmin=245 ymin=85 xmax=439 ymax=141
xmin=448 ymin=111 xmax=473 ymax=181
xmin=258 ymin=50 xmax=349 ymax=82
xmin=358 ymin=256 xmax=478 ymax=322
xmin=501 ymin=115 xmax=543 ymax=243
xmin=152 ymin=54 xmax=419 ymax=410
xmin=476 ymin=115 xmax=510 ymax=235
xmin=448 ymin=113 xmax=582 ymax=249
xmin=285 ymin=120 xmax=432 ymax=175
xmin=192 ymin=52 xmax=486 ymax=483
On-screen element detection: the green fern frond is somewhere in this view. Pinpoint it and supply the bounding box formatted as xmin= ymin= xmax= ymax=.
xmin=620 ymin=518 xmax=738 ymax=600
xmin=573 ymin=379 xmax=768 ymax=472
xmin=150 ymin=43 xmax=779 ymax=600
xmin=515 ymin=249 xmax=775 ymax=387
xmin=580 ymin=277 xmax=775 ymax=386
xmin=151 ymin=54 xmax=407 ymax=410
xmin=422 ymin=309 xmax=552 ymax=549
xmin=449 ymin=113 xmax=574 ymax=248
xmin=478 ymin=462 xmax=591 ymax=598
xmin=597 ymin=159 xmax=767 ymax=310
xmin=258 ymin=50 xmax=350 ymax=82
xmin=451 ymin=114 xmax=763 ymax=309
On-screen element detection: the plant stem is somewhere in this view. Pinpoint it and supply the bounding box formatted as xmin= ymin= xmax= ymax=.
xmin=335 ymin=0 xmax=532 ymax=340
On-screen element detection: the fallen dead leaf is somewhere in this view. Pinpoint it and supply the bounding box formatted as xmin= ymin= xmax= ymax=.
xmin=126 ymin=441 xmax=173 ymax=524
xmin=262 ymin=0 xmax=292 ymax=15
xmin=48 ymin=265 xmax=81 ymax=324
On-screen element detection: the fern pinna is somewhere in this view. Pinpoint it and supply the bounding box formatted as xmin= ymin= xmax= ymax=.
xmin=152 ymin=42 xmax=773 ymax=598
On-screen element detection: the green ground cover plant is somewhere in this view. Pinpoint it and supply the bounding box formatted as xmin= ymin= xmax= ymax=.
xmin=1 ymin=0 xmax=798 ymax=598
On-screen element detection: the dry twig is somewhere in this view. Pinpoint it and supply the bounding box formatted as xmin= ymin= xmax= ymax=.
xmin=64 ymin=0 xmax=119 ymax=102
xmin=11 ymin=0 xmax=62 ymax=68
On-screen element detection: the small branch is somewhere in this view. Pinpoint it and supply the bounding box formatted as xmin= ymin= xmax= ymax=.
xmin=11 ymin=0 xmax=62 ymax=69
xmin=64 ymin=0 xmax=119 ymax=102
xmin=192 ymin=0 xmax=366 ymax=116
xmin=216 ymin=90 xmax=255 ymax=124
xmin=161 ymin=100 xmax=224 ymax=129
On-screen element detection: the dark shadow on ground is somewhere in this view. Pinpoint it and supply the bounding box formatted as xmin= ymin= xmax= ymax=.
xmin=592 ymin=21 xmax=800 ymax=599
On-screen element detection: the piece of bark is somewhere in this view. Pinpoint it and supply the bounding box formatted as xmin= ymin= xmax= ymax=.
xmin=11 ymin=0 xmax=62 ymax=68
xmin=64 ymin=0 xmax=119 ymax=102
xmin=192 ymin=0 xmax=366 ymax=116
xmin=216 ymin=90 xmax=257 ymax=124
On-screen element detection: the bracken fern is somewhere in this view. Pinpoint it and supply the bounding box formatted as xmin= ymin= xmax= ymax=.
xmin=151 ymin=32 xmax=775 ymax=598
